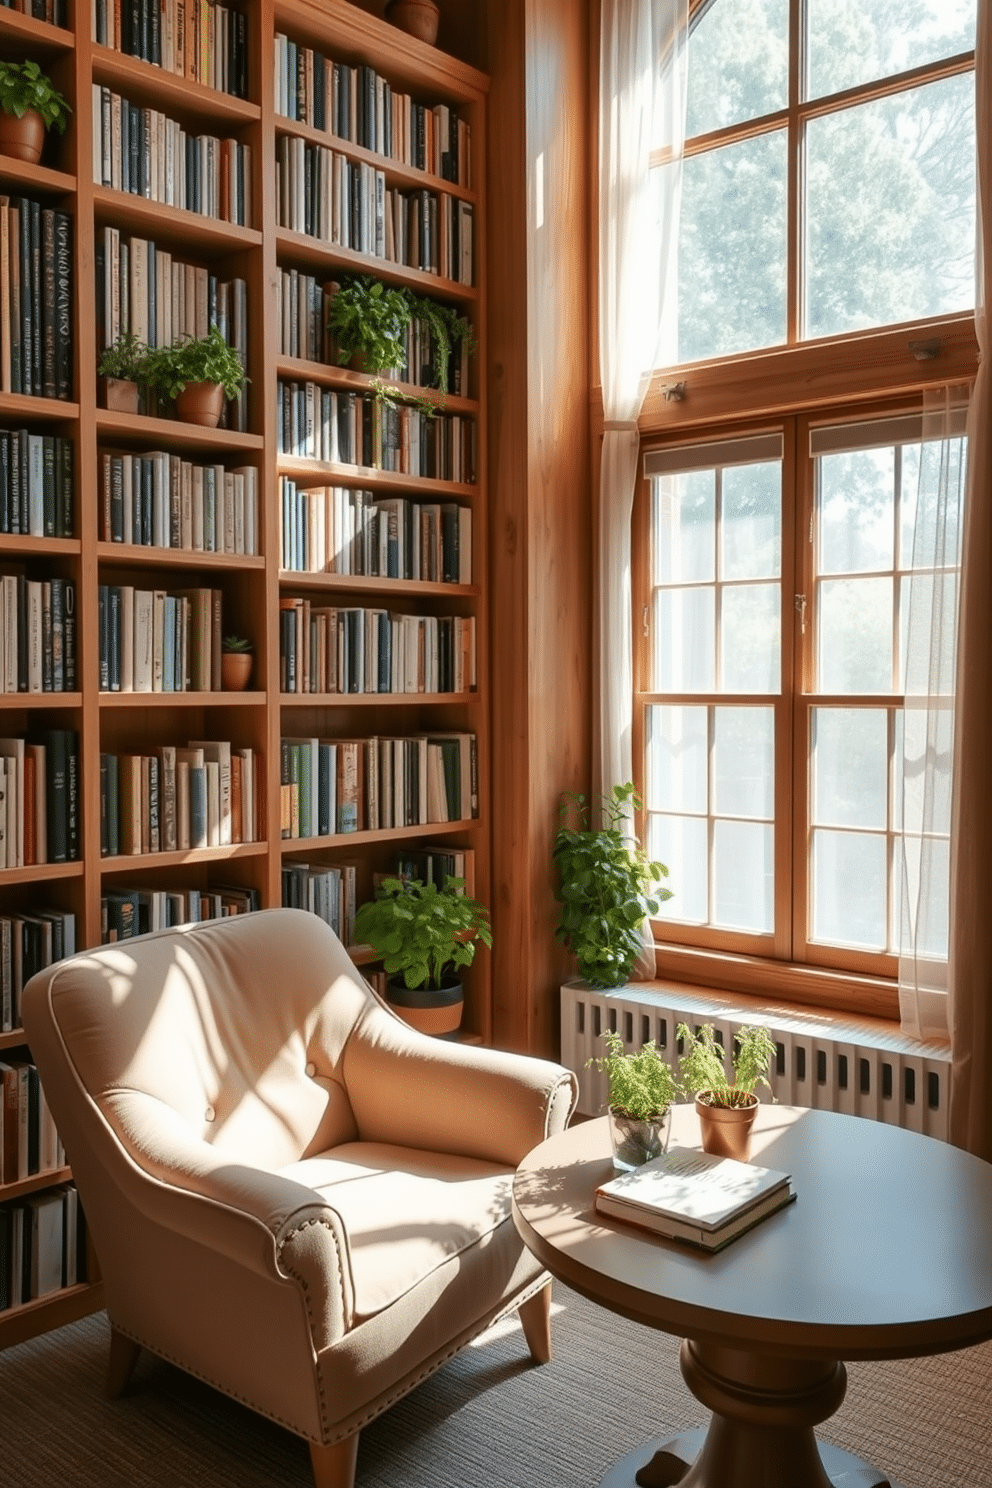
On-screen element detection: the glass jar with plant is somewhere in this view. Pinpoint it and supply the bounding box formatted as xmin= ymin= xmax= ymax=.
xmin=325 ymin=275 xmax=411 ymax=378
xmin=587 ymin=1029 xmax=679 ymax=1170
xmin=553 ymin=782 xmax=671 ymax=989
xmin=97 ymin=332 xmax=151 ymax=414
xmin=144 ymin=325 xmax=248 ymax=427
xmin=353 ymin=875 xmax=492 ymax=1037
xmin=220 ymin=635 xmax=253 ymax=691
xmin=677 ymin=1022 xmax=777 ymax=1162
xmin=0 ymin=60 xmax=71 ymax=165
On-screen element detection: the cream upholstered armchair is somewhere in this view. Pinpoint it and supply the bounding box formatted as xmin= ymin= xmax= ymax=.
xmin=22 ymin=908 xmax=577 ymax=1488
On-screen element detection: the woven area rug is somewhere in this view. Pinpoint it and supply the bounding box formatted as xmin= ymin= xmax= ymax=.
xmin=2 ymin=1287 xmax=990 ymax=1487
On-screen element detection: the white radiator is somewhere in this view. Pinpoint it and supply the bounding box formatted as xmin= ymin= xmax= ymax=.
xmin=561 ymin=980 xmax=951 ymax=1141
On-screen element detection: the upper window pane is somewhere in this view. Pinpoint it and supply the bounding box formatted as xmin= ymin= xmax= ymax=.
xmin=805 ymin=74 xmax=975 ymax=339
xmin=806 ymin=0 xmax=976 ymax=101
xmin=686 ymin=0 xmax=788 ymax=137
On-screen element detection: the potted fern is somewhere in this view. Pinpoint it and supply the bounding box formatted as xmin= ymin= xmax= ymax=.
xmin=0 ymin=60 xmax=71 ymax=165
xmin=145 ymin=325 xmax=248 ymax=427
xmin=587 ymin=1029 xmax=679 ymax=1171
xmin=97 ymin=332 xmax=151 ymax=414
xmin=677 ymin=1022 xmax=777 ymax=1162
xmin=353 ymin=875 xmax=491 ymax=1037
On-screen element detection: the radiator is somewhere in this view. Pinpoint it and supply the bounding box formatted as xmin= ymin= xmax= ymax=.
xmin=560 ymin=980 xmax=951 ymax=1141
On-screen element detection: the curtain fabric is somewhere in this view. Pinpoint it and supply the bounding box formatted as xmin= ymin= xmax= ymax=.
xmin=598 ymin=0 xmax=688 ymax=801
xmin=948 ymin=0 xmax=992 ymax=1160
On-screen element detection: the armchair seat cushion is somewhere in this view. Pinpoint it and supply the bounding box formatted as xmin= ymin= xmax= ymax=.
xmin=280 ymin=1142 xmax=512 ymax=1319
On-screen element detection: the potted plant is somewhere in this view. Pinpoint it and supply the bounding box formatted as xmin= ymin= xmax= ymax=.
xmin=144 ymin=325 xmax=248 ymax=427
xmin=353 ymin=875 xmax=492 ymax=1037
xmin=384 ymin=0 xmax=439 ymax=46
xmin=405 ymin=292 xmax=477 ymax=399
xmin=0 ymin=60 xmax=71 ymax=165
xmin=587 ymin=1029 xmax=679 ymax=1171
xmin=677 ymin=1022 xmax=777 ymax=1162
xmin=97 ymin=332 xmax=151 ymax=414
xmin=326 ymin=275 xmax=411 ymax=378
xmin=221 ymin=635 xmax=253 ymax=691
xmin=553 ymin=782 xmax=672 ymax=989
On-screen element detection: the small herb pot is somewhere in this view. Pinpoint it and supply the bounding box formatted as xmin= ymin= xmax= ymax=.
xmin=386 ymin=975 xmax=463 ymax=1038
xmin=608 ymin=1106 xmax=671 ymax=1172
xmin=221 ymin=652 xmax=253 ymax=691
xmin=0 ymin=108 xmax=45 ymax=164
xmin=175 ymin=381 xmax=225 ymax=427
xmin=99 ymin=376 xmax=141 ymax=414
xmin=695 ymin=1092 xmax=759 ymax=1163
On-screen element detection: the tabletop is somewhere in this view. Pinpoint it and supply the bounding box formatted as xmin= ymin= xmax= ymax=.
xmin=511 ymin=1103 xmax=992 ymax=1362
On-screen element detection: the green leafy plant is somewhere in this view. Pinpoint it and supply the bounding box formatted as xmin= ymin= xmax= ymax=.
xmin=144 ymin=325 xmax=248 ymax=401
xmin=553 ymin=782 xmax=671 ymax=989
xmin=0 ymin=60 xmax=72 ymax=132
xmin=353 ymin=876 xmax=492 ymax=991
xmin=676 ymin=1022 xmax=777 ymax=1108
xmin=405 ymin=292 xmax=476 ymax=398
xmin=586 ymin=1029 xmax=678 ymax=1121
xmin=326 ymin=275 xmax=411 ymax=376
xmin=97 ymin=331 xmax=151 ymax=383
xmin=222 ymin=635 xmax=252 ymax=653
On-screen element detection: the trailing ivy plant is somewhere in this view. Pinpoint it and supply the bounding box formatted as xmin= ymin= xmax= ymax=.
xmin=353 ymin=876 xmax=492 ymax=991
xmin=553 ymin=782 xmax=671 ymax=989
xmin=405 ymin=292 xmax=476 ymax=398
xmin=586 ymin=1029 xmax=678 ymax=1121
xmin=676 ymin=1022 xmax=777 ymax=1108
xmin=144 ymin=325 xmax=248 ymax=400
xmin=0 ymin=60 xmax=72 ymax=132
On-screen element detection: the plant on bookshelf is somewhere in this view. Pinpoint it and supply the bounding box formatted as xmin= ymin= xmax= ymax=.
xmin=97 ymin=332 xmax=151 ymax=414
xmin=144 ymin=326 xmax=248 ymax=428
xmin=353 ymin=875 xmax=491 ymax=1036
xmin=405 ymin=291 xmax=476 ymax=398
xmin=0 ymin=60 xmax=71 ymax=165
xmin=326 ymin=275 xmax=410 ymax=378
xmin=221 ymin=634 xmax=253 ymax=691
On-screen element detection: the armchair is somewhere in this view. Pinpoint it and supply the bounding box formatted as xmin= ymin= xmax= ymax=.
xmin=22 ymin=909 xmax=577 ymax=1488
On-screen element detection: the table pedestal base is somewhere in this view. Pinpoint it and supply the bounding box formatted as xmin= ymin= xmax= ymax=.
xmin=599 ymin=1340 xmax=903 ymax=1488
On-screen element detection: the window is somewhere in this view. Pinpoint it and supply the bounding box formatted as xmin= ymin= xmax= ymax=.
xmin=634 ymin=1 xmax=976 ymax=1015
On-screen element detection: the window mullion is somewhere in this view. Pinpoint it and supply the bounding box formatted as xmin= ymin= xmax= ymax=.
xmin=787 ymin=0 xmax=803 ymax=344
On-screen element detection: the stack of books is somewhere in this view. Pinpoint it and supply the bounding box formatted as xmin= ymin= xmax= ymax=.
xmin=595 ymin=1146 xmax=796 ymax=1252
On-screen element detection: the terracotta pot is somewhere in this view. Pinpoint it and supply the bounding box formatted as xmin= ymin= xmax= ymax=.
xmin=0 ymin=108 xmax=45 ymax=164
xmin=384 ymin=0 xmax=440 ymax=46
xmin=175 ymin=381 xmax=225 ymax=427
xmin=221 ymin=651 xmax=253 ymax=691
xmin=386 ymin=974 xmax=463 ymax=1037
xmin=99 ymin=376 xmax=141 ymax=414
xmin=695 ymin=1092 xmax=759 ymax=1162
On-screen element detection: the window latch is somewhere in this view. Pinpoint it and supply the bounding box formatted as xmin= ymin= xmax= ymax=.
xmin=643 ymin=605 xmax=650 ymax=638
xmin=794 ymin=594 xmax=807 ymax=634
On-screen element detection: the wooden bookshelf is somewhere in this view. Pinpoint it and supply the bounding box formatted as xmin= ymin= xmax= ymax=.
xmin=0 ymin=0 xmax=490 ymax=1348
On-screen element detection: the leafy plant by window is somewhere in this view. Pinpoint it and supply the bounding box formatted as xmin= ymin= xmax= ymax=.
xmin=0 ymin=60 xmax=72 ymax=132
xmin=553 ymin=782 xmax=671 ymax=988
xmin=353 ymin=876 xmax=492 ymax=991
xmin=326 ymin=275 xmax=411 ymax=376
xmin=586 ymin=1029 xmax=678 ymax=1121
xmin=144 ymin=325 xmax=248 ymax=400
xmin=676 ymin=1022 xmax=777 ymax=1108
xmin=97 ymin=332 xmax=151 ymax=383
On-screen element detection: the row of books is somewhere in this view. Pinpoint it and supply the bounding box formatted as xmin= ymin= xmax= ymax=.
xmin=92 ymin=0 xmax=250 ymax=99
xmin=92 ymin=85 xmax=254 ymax=227
xmin=0 ymin=197 xmax=73 ymax=401
xmin=100 ymin=740 xmax=261 ymax=856
xmin=0 ymin=909 xmax=75 ymax=1033
xmin=95 ymin=226 xmax=248 ymax=431
xmin=100 ymin=450 xmax=259 ymax=554
xmin=275 ymin=139 xmax=473 ymax=284
xmin=98 ymin=584 xmax=223 ymax=693
xmin=279 ymin=482 xmax=472 ymax=582
xmin=2 ymin=0 xmax=67 ymax=25
xmin=393 ymin=847 xmax=471 ymax=893
xmin=280 ymin=731 xmax=478 ymax=840
xmin=273 ymin=35 xmax=471 ymax=187
xmin=0 ymin=1186 xmax=86 ymax=1312
xmin=0 ymin=431 xmax=74 ymax=538
xmin=278 ymin=270 xmax=470 ymax=395
xmin=277 ymin=382 xmax=477 ymax=484
xmin=281 ymin=859 xmax=356 ymax=946
xmin=1 ymin=576 xmax=76 ymax=694
xmin=0 ymin=1057 xmax=63 ymax=1186
xmin=0 ymin=733 xmax=79 ymax=868
xmin=102 ymin=882 xmax=258 ymax=941
xmin=279 ymin=602 xmax=476 ymax=697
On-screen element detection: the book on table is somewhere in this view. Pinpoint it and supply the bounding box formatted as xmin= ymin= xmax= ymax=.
xmin=595 ymin=1146 xmax=796 ymax=1252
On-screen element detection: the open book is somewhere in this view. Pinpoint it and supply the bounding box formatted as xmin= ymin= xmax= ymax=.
xmin=595 ymin=1146 xmax=796 ymax=1252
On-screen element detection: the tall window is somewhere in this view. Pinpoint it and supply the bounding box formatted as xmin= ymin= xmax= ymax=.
xmin=635 ymin=1 xmax=975 ymax=1013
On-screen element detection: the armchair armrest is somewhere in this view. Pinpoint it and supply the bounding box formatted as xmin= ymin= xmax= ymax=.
xmin=341 ymin=1001 xmax=578 ymax=1167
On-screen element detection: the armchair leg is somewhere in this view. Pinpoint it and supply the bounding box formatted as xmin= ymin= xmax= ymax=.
xmin=518 ymin=1281 xmax=553 ymax=1365
xmin=310 ymin=1433 xmax=359 ymax=1488
xmin=106 ymin=1328 xmax=141 ymax=1399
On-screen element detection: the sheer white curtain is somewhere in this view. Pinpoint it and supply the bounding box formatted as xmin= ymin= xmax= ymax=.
xmin=598 ymin=0 xmax=688 ymax=801
xmin=899 ymin=388 xmax=969 ymax=1043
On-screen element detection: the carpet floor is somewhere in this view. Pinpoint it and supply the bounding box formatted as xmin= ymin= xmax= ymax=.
xmin=1 ymin=1288 xmax=990 ymax=1487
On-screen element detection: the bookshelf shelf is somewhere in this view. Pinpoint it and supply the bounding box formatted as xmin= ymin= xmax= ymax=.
xmin=91 ymin=45 xmax=262 ymax=124
xmin=0 ymin=861 xmax=83 ymax=886
xmin=0 ymin=393 xmax=78 ymax=421
xmin=271 ymin=115 xmax=479 ymax=205
xmin=278 ymin=571 xmax=479 ymax=598
xmin=0 ymin=9 xmax=73 ymax=50
xmin=92 ymin=187 xmax=264 ymax=251
xmin=97 ymin=542 xmax=264 ymax=570
xmin=276 ymin=456 xmax=476 ymax=497
xmin=0 ymin=694 xmax=82 ymax=710
xmin=279 ymin=691 xmax=479 ymax=708
xmin=275 ymin=355 xmax=478 ymax=414
xmin=0 ymin=157 xmax=75 ymax=195
xmin=0 ymin=1164 xmax=72 ymax=1203
xmin=99 ymin=690 xmax=266 ymax=707
xmin=0 ymin=1281 xmax=105 ymax=1350
xmin=100 ymin=842 xmax=268 ymax=872
xmin=95 ymin=409 xmax=265 ymax=450
xmin=274 ymin=227 xmax=478 ymax=302
xmin=0 ymin=535 xmax=80 ymax=557
xmin=280 ymin=819 xmax=481 ymax=854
